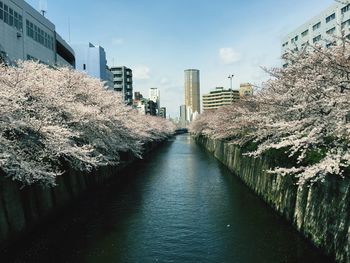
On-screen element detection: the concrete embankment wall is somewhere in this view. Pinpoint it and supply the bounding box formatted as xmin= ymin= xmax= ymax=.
xmin=195 ymin=136 xmax=350 ymax=263
xmin=0 ymin=140 xmax=164 ymax=250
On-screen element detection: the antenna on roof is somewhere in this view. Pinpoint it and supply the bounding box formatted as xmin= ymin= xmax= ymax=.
xmin=68 ymin=16 xmax=71 ymax=42
xmin=39 ymin=0 xmax=48 ymax=17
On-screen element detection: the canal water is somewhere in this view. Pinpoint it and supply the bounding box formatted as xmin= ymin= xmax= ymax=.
xmin=3 ymin=135 xmax=333 ymax=263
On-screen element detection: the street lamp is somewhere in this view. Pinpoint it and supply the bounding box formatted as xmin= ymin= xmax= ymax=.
xmin=228 ymin=74 xmax=234 ymax=90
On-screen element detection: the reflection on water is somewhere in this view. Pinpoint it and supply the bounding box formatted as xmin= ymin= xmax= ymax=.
xmin=2 ymin=135 xmax=333 ymax=263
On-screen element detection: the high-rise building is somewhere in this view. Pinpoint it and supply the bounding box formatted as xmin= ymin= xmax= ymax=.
xmin=149 ymin=87 xmax=160 ymax=114
xmin=72 ymin=43 xmax=113 ymax=88
xmin=281 ymin=2 xmax=350 ymax=66
xmin=110 ymin=66 xmax=133 ymax=105
xmin=202 ymin=87 xmax=240 ymax=111
xmin=184 ymin=69 xmax=200 ymax=116
xmin=0 ymin=0 xmax=75 ymax=67
xmin=180 ymin=105 xmax=187 ymax=128
xmin=239 ymin=83 xmax=253 ymax=97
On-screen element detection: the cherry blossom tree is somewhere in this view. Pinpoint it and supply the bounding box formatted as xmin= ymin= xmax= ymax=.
xmin=0 ymin=61 xmax=175 ymax=186
xmin=191 ymin=40 xmax=350 ymax=184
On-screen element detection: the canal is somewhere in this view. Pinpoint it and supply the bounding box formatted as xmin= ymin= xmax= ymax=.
xmin=2 ymin=134 xmax=333 ymax=263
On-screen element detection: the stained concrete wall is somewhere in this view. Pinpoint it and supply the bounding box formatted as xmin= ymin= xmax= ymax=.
xmin=195 ymin=136 xmax=350 ymax=263
xmin=0 ymin=140 xmax=164 ymax=250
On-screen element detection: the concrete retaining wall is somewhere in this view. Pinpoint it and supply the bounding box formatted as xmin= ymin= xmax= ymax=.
xmin=0 ymin=140 xmax=164 ymax=250
xmin=195 ymin=136 xmax=350 ymax=263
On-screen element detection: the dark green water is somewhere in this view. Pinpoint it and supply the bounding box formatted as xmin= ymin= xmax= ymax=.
xmin=2 ymin=135 xmax=333 ymax=263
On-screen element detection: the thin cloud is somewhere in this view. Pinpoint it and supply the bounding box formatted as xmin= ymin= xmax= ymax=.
xmin=133 ymin=65 xmax=151 ymax=80
xmin=219 ymin=47 xmax=241 ymax=65
xmin=160 ymin=77 xmax=170 ymax=85
xmin=112 ymin=38 xmax=124 ymax=45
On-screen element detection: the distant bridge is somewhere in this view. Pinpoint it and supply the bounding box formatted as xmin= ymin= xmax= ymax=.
xmin=175 ymin=128 xmax=188 ymax=135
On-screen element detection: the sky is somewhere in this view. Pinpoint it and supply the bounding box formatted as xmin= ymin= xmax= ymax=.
xmin=26 ymin=0 xmax=335 ymax=118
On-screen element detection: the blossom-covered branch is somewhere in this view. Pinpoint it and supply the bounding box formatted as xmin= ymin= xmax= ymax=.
xmin=0 ymin=61 xmax=175 ymax=186
xmin=190 ymin=40 xmax=350 ymax=184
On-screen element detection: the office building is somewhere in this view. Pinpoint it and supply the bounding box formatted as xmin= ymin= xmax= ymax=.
xmin=202 ymin=87 xmax=240 ymax=111
xmin=0 ymin=0 xmax=74 ymax=67
xmin=239 ymin=83 xmax=253 ymax=97
xmin=184 ymin=69 xmax=200 ymax=117
xmin=72 ymin=43 xmax=113 ymax=88
xmin=281 ymin=2 xmax=350 ymax=66
xmin=159 ymin=107 xmax=166 ymax=118
xmin=110 ymin=66 xmax=133 ymax=105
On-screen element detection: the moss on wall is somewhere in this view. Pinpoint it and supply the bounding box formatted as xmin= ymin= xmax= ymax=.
xmin=0 ymin=139 xmax=166 ymax=251
xmin=195 ymin=136 xmax=349 ymax=263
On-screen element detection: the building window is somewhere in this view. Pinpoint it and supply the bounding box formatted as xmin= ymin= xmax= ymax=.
xmin=301 ymin=29 xmax=308 ymax=37
xmin=341 ymin=4 xmax=350 ymax=14
xmin=9 ymin=8 xmax=13 ymax=26
xmin=342 ymin=19 xmax=350 ymax=29
xmin=326 ymin=27 xmax=336 ymax=34
xmin=326 ymin=13 xmax=335 ymax=23
xmin=313 ymin=35 xmax=321 ymax=43
xmin=301 ymin=41 xmax=309 ymax=47
xmin=26 ymin=19 xmax=54 ymax=50
xmin=326 ymin=41 xmax=336 ymax=48
xmin=282 ymin=41 xmax=288 ymax=47
xmin=313 ymin=22 xmax=321 ymax=31
xmin=0 ymin=2 xmax=22 ymax=31
xmin=291 ymin=36 xmax=298 ymax=43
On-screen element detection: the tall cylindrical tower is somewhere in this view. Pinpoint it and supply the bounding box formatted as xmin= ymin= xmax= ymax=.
xmin=184 ymin=69 xmax=200 ymax=115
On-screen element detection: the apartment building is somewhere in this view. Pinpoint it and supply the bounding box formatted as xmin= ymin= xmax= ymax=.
xmin=282 ymin=2 xmax=350 ymax=66
xmin=202 ymin=87 xmax=240 ymax=112
xmin=110 ymin=66 xmax=133 ymax=105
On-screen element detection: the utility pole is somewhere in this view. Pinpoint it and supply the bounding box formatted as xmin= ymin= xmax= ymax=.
xmin=228 ymin=74 xmax=234 ymax=90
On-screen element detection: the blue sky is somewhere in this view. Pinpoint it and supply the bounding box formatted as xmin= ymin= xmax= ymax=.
xmin=26 ymin=0 xmax=334 ymax=117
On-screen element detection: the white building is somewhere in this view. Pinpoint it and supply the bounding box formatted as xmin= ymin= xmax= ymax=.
xmin=282 ymin=2 xmax=350 ymax=66
xmin=149 ymin=87 xmax=160 ymax=113
xmin=0 ymin=0 xmax=74 ymax=67
xmin=72 ymin=43 xmax=113 ymax=88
